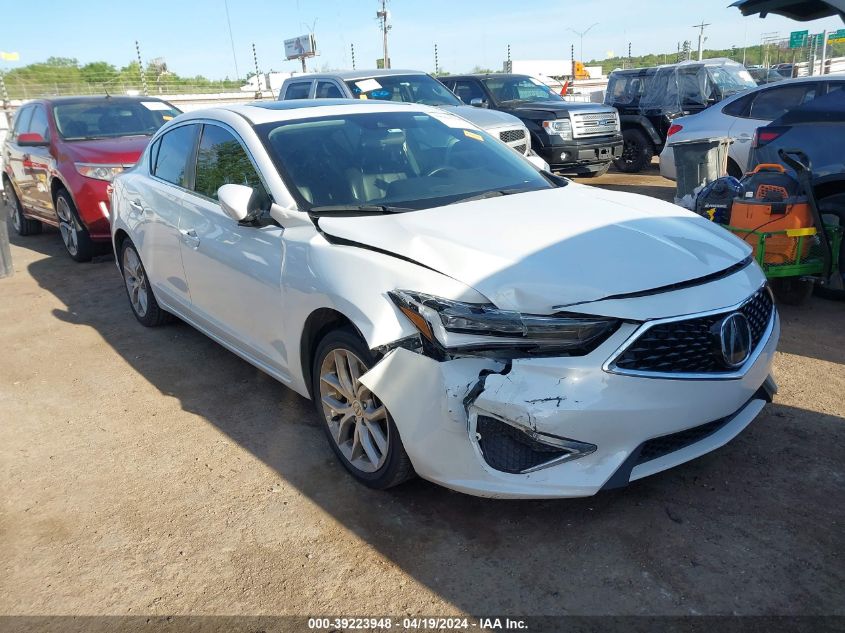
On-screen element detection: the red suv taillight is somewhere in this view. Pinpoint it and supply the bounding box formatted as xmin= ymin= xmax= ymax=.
xmin=667 ymin=124 xmax=683 ymax=137
xmin=752 ymin=126 xmax=788 ymax=149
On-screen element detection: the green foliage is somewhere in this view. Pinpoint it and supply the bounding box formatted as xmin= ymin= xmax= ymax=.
xmin=1 ymin=57 xmax=243 ymax=99
xmin=587 ymin=41 xmax=845 ymax=75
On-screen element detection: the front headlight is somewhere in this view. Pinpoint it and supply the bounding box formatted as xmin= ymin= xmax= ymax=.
xmin=542 ymin=119 xmax=572 ymax=140
xmin=389 ymin=290 xmax=619 ymax=355
xmin=74 ymin=163 xmax=129 ymax=182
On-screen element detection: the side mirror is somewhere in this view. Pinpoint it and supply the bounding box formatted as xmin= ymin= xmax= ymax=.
xmin=469 ymin=98 xmax=487 ymax=108
xmin=18 ymin=132 xmax=49 ymax=147
xmin=218 ymin=183 xmax=263 ymax=222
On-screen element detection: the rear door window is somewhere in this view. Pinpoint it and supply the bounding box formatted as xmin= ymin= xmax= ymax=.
xmin=193 ymin=124 xmax=265 ymax=200
xmin=749 ymin=84 xmax=818 ymax=120
xmin=152 ymin=124 xmax=199 ymax=188
xmin=315 ymin=81 xmax=343 ymax=98
xmin=284 ymin=82 xmax=312 ymax=99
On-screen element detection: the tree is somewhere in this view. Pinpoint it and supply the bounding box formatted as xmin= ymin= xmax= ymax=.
xmin=80 ymin=61 xmax=118 ymax=84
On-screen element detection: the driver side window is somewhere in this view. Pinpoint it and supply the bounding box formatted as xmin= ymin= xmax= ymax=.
xmin=193 ymin=124 xmax=266 ymax=202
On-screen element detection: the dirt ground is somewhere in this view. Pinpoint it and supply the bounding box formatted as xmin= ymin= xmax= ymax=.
xmin=1 ymin=168 xmax=843 ymax=624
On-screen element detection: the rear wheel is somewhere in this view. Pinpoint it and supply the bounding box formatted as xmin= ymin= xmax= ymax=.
xmin=119 ymin=239 xmax=171 ymax=326
xmin=5 ymin=182 xmax=42 ymax=236
xmin=55 ymin=189 xmax=93 ymax=262
xmin=312 ymin=327 xmax=414 ymax=489
xmin=614 ymin=128 xmax=653 ymax=173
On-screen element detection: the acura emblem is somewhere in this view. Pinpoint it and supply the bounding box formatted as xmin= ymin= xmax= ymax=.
xmin=719 ymin=313 xmax=752 ymax=368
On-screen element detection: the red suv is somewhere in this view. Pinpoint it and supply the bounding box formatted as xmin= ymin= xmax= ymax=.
xmin=2 ymin=96 xmax=180 ymax=261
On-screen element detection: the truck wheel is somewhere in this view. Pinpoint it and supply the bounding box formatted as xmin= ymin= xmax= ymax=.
xmin=614 ymin=128 xmax=653 ymax=173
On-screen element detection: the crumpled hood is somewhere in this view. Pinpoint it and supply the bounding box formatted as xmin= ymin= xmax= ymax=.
xmin=439 ymin=104 xmax=526 ymax=130
xmin=318 ymin=184 xmax=751 ymax=313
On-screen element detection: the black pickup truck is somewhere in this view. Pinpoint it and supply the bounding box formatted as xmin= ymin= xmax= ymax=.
xmin=441 ymin=73 xmax=623 ymax=176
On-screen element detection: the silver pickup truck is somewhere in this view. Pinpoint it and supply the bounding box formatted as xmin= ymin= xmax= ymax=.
xmin=277 ymin=69 xmax=534 ymax=158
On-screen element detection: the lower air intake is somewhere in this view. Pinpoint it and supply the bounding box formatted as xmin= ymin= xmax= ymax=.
xmin=476 ymin=415 xmax=568 ymax=474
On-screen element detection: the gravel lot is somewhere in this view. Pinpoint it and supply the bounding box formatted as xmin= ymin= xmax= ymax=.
xmin=1 ymin=169 xmax=843 ymax=623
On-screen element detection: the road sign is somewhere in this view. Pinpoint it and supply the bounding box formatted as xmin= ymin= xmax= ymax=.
xmin=789 ymin=30 xmax=808 ymax=48
xmin=829 ymin=29 xmax=845 ymax=44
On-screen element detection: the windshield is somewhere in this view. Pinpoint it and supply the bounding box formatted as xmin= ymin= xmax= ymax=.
xmin=483 ymin=76 xmax=563 ymax=104
xmin=256 ymin=110 xmax=552 ymax=211
xmin=344 ymin=75 xmax=462 ymax=106
xmin=53 ymin=100 xmax=182 ymax=140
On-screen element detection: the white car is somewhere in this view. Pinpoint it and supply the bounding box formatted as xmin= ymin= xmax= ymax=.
xmin=660 ymin=75 xmax=845 ymax=180
xmin=111 ymin=100 xmax=779 ymax=499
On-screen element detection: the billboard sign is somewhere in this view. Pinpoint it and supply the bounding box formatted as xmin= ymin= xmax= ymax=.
xmin=284 ymin=34 xmax=316 ymax=60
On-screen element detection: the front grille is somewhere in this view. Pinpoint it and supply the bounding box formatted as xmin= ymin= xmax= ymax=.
xmin=613 ymin=287 xmax=774 ymax=375
xmin=499 ymin=129 xmax=527 ymax=144
xmin=635 ymin=416 xmax=731 ymax=466
xmin=476 ymin=415 xmax=568 ymax=474
xmin=571 ymin=110 xmax=619 ymax=138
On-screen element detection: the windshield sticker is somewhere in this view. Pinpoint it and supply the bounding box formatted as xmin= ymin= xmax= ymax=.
xmin=162 ymin=115 xmax=174 ymax=121
xmin=463 ymin=130 xmax=484 ymax=141
xmin=141 ymin=101 xmax=172 ymax=111
xmin=354 ymin=78 xmax=382 ymax=93
xmin=359 ymin=94 xmax=368 ymax=99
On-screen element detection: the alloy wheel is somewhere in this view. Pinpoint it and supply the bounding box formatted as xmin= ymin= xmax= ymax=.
xmin=55 ymin=196 xmax=79 ymax=257
xmin=318 ymin=349 xmax=389 ymax=473
xmin=122 ymin=247 xmax=149 ymax=317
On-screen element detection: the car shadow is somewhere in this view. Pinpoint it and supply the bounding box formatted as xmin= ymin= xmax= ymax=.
xmin=14 ymin=224 xmax=844 ymax=616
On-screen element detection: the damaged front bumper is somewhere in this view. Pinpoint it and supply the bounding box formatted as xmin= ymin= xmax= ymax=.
xmin=359 ymin=313 xmax=780 ymax=499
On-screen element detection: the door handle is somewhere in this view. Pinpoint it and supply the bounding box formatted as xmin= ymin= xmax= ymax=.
xmin=128 ymin=199 xmax=144 ymax=211
xmin=180 ymin=228 xmax=200 ymax=248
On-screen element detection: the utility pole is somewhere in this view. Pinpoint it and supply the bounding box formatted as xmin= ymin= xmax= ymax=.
xmin=627 ymin=42 xmax=632 ymax=68
xmin=0 ymin=67 xmax=12 ymax=278
xmin=377 ymin=0 xmax=391 ymax=69
xmin=434 ymin=43 xmax=439 ymax=75
xmin=570 ymin=44 xmax=575 ymax=80
xmin=567 ymin=23 xmax=598 ymax=62
xmin=135 ymin=40 xmax=148 ymax=96
xmin=351 ymin=43 xmax=356 ymax=70
xmin=252 ymin=43 xmax=261 ymax=99
xmin=506 ymin=44 xmax=511 ymax=72
xmin=692 ymin=21 xmax=710 ymax=61
xmin=820 ymin=29 xmax=829 ymax=75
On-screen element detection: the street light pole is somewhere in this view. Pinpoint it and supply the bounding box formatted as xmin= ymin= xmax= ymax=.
xmin=377 ymin=0 xmax=391 ymax=69
xmin=567 ymin=23 xmax=598 ymax=62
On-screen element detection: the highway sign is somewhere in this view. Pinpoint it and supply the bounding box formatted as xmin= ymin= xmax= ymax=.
xmin=789 ymin=30 xmax=809 ymax=48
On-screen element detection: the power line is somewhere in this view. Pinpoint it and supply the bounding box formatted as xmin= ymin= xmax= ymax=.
xmin=223 ymin=0 xmax=240 ymax=79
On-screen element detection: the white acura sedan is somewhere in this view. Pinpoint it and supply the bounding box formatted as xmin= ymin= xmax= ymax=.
xmin=111 ymin=99 xmax=779 ymax=498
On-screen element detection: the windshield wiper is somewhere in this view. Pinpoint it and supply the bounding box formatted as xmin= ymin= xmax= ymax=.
xmin=308 ymin=204 xmax=413 ymax=216
xmin=447 ymin=188 xmax=530 ymax=205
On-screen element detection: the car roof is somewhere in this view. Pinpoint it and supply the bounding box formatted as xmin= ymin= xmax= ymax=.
xmin=446 ymin=73 xmax=532 ymax=79
xmin=30 ymin=95 xmax=171 ymax=106
xmin=288 ymin=69 xmax=429 ymax=81
xmin=186 ymin=99 xmax=434 ymax=126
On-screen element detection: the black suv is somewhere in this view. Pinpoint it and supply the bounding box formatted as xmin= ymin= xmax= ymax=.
xmin=441 ymin=73 xmax=622 ymax=176
xmin=605 ymin=58 xmax=757 ymax=172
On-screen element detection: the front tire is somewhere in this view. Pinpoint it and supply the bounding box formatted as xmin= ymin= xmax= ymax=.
xmin=771 ymin=277 xmax=814 ymax=305
xmin=312 ymin=327 xmax=414 ymax=489
xmin=55 ymin=189 xmax=93 ymax=262
xmin=119 ymin=239 xmax=170 ymax=327
xmin=5 ymin=182 xmax=42 ymax=236
xmin=614 ymin=128 xmax=654 ymax=173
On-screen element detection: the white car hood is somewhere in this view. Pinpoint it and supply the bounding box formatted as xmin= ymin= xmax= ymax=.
xmin=318 ymin=184 xmax=751 ymax=313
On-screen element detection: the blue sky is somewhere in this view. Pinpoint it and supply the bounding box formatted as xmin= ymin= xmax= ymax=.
xmin=1 ymin=0 xmax=842 ymax=78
